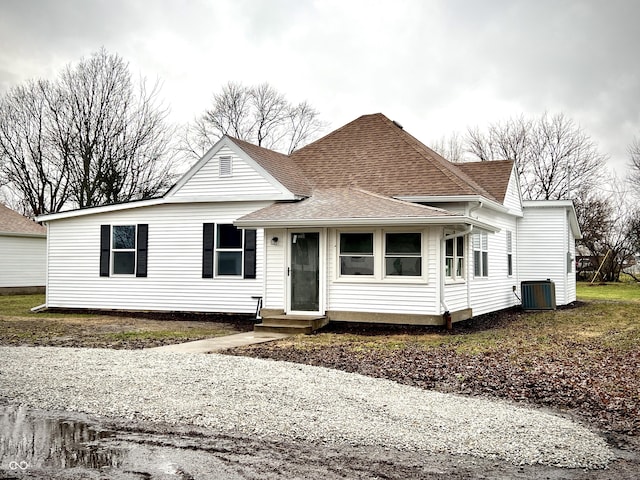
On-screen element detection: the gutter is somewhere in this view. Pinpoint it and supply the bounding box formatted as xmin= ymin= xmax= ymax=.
xmin=0 ymin=231 xmax=46 ymax=238
xmin=235 ymin=215 xmax=500 ymax=231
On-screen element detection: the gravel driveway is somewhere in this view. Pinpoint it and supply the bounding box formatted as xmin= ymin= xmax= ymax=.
xmin=0 ymin=346 xmax=613 ymax=470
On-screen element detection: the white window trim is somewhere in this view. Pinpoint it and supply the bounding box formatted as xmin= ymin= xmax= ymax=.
xmin=214 ymin=224 xmax=244 ymax=278
xmin=338 ymin=232 xmax=375 ymax=277
xmin=473 ymin=232 xmax=489 ymax=278
xmin=444 ymin=233 xmax=466 ymax=283
xmin=506 ymin=230 xmax=513 ymax=277
xmin=111 ymin=224 xmax=137 ymax=276
xmin=334 ymin=228 xmax=427 ymax=283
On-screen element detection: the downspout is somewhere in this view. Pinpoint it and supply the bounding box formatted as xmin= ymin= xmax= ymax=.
xmin=439 ymin=201 xmax=482 ymax=329
xmin=466 ymin=201 xmax=483 ymax=311
xmin=562 ymin=209 xmax=573 ymax=303
xmin=441 ymin=224 xmax=474 ymax=329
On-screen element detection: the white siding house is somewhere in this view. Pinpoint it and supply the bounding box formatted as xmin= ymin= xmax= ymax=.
xmin=518 ymin=200 xmax=580 ymax=305
xmin=38 ymin=114 xmax=580 ymax=329
xmin=0 ymin=205 xmax=47 ymax=293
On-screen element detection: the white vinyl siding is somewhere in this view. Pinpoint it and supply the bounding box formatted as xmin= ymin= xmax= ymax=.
xmin=263 ymin=228 xmax=286 ymax=310
xmin=327 ymin=228 xmax=437 ymax=315
xmin=454 ymin=210 xmax=520 ymax=316
xmin=45 ymin=202 xmax=270 ymax=314
xmin=503 ymin=169 xmax=524 ymax=216
xmin=0 ymin=235 xmax=46 ymax=287
xmin=518 ymin=204 xmax=577 ymax=305
xmin=172 ymin=146 xmax=284 ymax=198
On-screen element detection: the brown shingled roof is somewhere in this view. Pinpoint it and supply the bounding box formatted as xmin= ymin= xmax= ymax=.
xmin=230 ymin=137 xmax=312 ymax=197
xmin=236 ymin=188 xmax=460 ymax=226
xmin=289 ymin=113 xmax=498 ymax=201
xmin=456 ymin=160 xmax=515 ymax=203
xmin=0 ymin=204 xmax=46 ymax=236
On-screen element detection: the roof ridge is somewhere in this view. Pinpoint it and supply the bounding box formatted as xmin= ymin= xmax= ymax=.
xmin=381 ymin=117 xmax=497 ymax=200
xmin=290 ymin=113 xmax=383 ymax=156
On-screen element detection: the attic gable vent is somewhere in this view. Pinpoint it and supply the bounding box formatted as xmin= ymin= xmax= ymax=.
xmin=219 ymin=156 xmax=232 ymax=177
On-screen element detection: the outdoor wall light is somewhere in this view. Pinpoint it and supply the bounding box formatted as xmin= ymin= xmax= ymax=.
xmin=271 ymin=236 xmax=279 ymax=245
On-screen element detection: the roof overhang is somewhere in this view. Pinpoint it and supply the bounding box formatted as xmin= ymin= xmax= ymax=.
xmin=36 ymin=195 xmax=298 ymax=223
xmin=235 ymin=215 xmax=500 ymax=232
xmin=36 ymin=198 xmax=166 ymax=222
xmin=395 ymin=195 xmax=509 ymax=214
xmin=0 ymin=231 xmax=46 ymax=238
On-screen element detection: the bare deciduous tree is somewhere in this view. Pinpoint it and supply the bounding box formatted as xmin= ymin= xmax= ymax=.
xmin=0 ymin=80 xmax=70 ymax=216
xmin=466 ymin=113 xmax=607 ymax=200
xmin=430 ymin=131 xmax=466 ymax=162
xmin=183 ymin=81 xmax=325 ymax=158
xmin=0 ymin=48 xmax=175 ymax=215
xmin=629 ymin=137 xmax=640 ymax=189
xmin=575 ymin=179 xmax=638 ymax=282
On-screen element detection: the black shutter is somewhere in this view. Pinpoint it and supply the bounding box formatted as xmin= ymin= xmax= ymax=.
xmin=136 ymin=224 xmax=148 ymax=277
xmin=243 ymin=229 xmax=257 ymax=279
xmin=202 ymin=223 xmax=214 ymax=278
xmin=99 ymin=225 xmax=110 ymax=277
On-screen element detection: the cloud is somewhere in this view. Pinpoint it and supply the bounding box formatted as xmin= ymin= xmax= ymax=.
xmin=0 ymin=0 xmax=637 ymax=173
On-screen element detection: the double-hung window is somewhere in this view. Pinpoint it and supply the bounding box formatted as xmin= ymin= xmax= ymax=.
xmin=216 ymin=224 xmax=243 ymax=276
xmin=99 ymin=224 xmax=148 ymax=277
xmin=473 ymin=232 xmax=489 ymax=277
xmin=385 ymin=232 xmax=421 ymax=277
xmin=202 ymin=223 xmax=257 ymax=279
xmin=445 ymin=236 xmax=465 ymax=280
xmin=339 ymin=233 xmax=374 ymax=276
xmin=112 ymin=225 xmax=136 ymax=275
xmin=506 ymin=230 xmax=513 ymax=276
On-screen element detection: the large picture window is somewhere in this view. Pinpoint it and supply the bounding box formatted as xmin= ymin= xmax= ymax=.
xmin=385 ymin=232 xmax=421 ymax=277
xmin=339 ymin=233 xmax=374 ymax=276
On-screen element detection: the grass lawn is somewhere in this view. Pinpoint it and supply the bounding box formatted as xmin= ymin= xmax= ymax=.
xmin=0 ymin=294 xmax=252 ymax=348
xmin=577 ymin=281 xmax=640 ymax=302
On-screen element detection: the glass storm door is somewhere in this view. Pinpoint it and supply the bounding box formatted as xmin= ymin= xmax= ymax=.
xmin=290 ymin=232 xmax=320 ymax=312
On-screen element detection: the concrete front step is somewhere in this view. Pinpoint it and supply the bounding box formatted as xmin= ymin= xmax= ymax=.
xmin=254 ymin=315 xmax=329 ymax=335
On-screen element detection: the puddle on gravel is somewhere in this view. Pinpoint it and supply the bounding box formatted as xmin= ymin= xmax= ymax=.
xmin=0 ymin=404 xmax=127 ymax=472
xmin=0 ymin=405 xmax=249 ymax=479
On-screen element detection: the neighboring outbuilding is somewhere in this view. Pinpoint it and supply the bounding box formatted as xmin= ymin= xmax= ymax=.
xmin=0 ymin=204 xmax=47 ymax=294
xmin=37 ymin=113 xmax=581 ymax=330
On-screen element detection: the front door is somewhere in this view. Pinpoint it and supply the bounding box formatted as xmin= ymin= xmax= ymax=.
xmin=289 ymin=232 xmax=320 ymax=313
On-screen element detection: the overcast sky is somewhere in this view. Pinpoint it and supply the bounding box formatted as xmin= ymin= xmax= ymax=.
xmin=1 ymin=0 xmax=638 ymax=175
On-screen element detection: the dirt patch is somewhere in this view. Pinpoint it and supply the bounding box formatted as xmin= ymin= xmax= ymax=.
xmin=0 ymin=311 xmax=254 ymax=349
